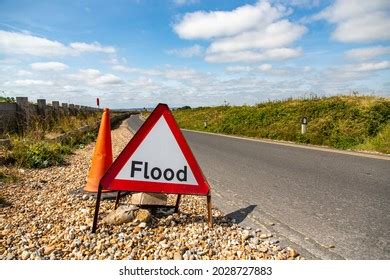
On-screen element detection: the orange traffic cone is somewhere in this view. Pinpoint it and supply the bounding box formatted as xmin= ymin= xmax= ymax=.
xmin=84 ymin=108 xmax=113 ymax=192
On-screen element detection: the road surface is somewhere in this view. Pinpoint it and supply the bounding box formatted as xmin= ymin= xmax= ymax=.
xmin=127 ymin=114 xmax=390 ymax=259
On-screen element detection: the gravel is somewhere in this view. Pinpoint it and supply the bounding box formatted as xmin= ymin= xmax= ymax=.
xmin=0 ymin=121 xmax=302 ymax=260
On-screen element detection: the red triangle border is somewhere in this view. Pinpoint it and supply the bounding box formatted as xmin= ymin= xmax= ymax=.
xmin=100 ymin=103 xmax=210 ymax=195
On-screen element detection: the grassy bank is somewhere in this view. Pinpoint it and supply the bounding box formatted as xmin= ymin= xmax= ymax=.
xmin=173 ymin=96 xmax=390 ymax=154
xmin=1 ymin=112 xmax=102 ymax=168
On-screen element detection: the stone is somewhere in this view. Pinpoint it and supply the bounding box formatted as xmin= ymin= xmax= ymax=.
xmin=259 ymin=233 xmax=269 ymax=239
xmin=21 ymin=251 xmax=30 ymax=260
xmin=259 ymin=246 xmax=268 ymax=253
xmin=138 ymin=222 xmax=147 ymax=228
xmin=102 ymin=205 xmax=139 ymax=225
xmin=131 ymin=193 xmax=167 ymax=206
xmin=287 ymin=247 xmax=298 ymax=258
xmin=44 ymin=246 xmax=56 ymax=255
xmin=135 ymin=209 xmax=151 ymax=224
xmin=241 ymin=230 xmax=252 ymax=241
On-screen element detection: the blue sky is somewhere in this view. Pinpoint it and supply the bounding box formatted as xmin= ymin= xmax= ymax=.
xmin=0 ymin=0 xmax=389 ymax=108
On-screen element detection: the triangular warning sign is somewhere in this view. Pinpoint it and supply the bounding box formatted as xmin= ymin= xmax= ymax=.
xmin=100 ymin=103 xmax=210 ymax=195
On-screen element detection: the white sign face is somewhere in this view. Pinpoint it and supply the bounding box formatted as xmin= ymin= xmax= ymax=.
xmin=115 ymin=115 xmax=197 ymax=185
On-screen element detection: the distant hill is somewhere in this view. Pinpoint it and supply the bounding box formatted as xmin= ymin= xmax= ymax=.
xmin=173 ymin=95 xmax=390 ymax=154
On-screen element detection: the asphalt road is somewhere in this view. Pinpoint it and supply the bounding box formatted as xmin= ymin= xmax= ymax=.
xmin=127 ymin=115 xmax=390 ymax=259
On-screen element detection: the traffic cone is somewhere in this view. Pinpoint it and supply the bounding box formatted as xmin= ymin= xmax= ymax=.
xmin=84 ymin=108 xmax=113 ymax=192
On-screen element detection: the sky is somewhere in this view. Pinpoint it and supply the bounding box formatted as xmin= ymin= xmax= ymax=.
xmin=0 ymin=0 xmax=389 ymax=108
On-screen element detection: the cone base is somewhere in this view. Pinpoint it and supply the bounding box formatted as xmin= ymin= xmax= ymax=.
xmin=83 ymin=183 xmax=112 ymax=193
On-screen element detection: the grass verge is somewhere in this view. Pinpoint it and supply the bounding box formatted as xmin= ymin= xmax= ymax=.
xmin=173 ymin=95 xmax=390 ymax=154
xmin=5 ymin=130 xmax=98 ymax=168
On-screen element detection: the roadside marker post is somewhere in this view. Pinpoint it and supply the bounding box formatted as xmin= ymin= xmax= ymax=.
xmin=301 ymin=116 xmax=308 ymax=134
xmin=92 ymin=103 xmax=212 ymax=233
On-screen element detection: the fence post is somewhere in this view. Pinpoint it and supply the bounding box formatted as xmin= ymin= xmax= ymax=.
xmin=52 ymin=101 xmax=60 ymax=110
xmin=37 ymin=99 xmax=46 ymax=118
xmin=16 ymin=97 xmax=29 ymax=134
xmin=69 ymin=104 xmax=75 ymax=115
xmin=62 ymin=103 xmax=68 ymax=116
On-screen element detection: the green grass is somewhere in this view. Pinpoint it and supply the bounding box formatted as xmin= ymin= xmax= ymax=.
xmin=5 ymin=130 xmax=97 ymax=168
xmin=1 ymin=108 xmax=102 ymax=168
xmin=173 ymin=95 xmax=390 ymax=154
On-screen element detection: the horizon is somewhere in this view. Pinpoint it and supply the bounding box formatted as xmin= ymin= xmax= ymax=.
xmin=1 ymin=0 xmax=390 ymax=109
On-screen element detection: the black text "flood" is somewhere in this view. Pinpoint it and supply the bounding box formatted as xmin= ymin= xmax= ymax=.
xmin=130 ymin=161 xmax=188 ymax=182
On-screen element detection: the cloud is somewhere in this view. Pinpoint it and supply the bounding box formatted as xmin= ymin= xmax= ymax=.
xmin=314 ymin=0 xmax=390 ymax=43
xmin=353 ymin=61 xmax=390 ymax=72
xmin=0 ymin=30 xmax=68 ymax=56
xmin=205 ymin=48 xmax=302 ymax=63
xmin=166 ymin=44 xmax=204 ymax=57
xmin=0 ymin=30 xmax=116 ymax=57
xmin=69 ymin=68 xmax=123 ymax=87
xmin=69 ymin=42 xmax=115 ymax=54
xmin=173 ymin=1 xmax=305 ymax=63
xmin=226 ymin=64 xmax=272 ymax=73
xmin=259 ymin=63 xmax=273 ymax=71
xmin=16 ymin=70 xmax=33 ymax=76
xmin=14 ymin=79 xmax=54 ymax=86
xmin=345 ymin=46 xmax=390 ymax=61
xmin=31 ymin=61 xmax=68 ymax=71
xmin=208 ymin=20 xmax=306 ymax=53
xmin=173 ymin=1 xmax=286 ymax=39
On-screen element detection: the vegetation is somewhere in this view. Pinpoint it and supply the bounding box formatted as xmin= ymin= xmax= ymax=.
xmin=0 ymin=167 xmax=18 ymax=183
xmin=0 ymin=96 xmax=15 ymax=103
xmin=173 ymin=95 xmax=390 ymax=153
xmin=5 ymin=130 xmax=98 ymax=168
xmin=2 ymin=110 xmax=102 ymax=168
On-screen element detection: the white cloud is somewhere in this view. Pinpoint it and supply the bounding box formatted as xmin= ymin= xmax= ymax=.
xmin=69 ymin=68 xmax=123 ymax=87
xmin=0 ymin=30 xmax=116 ymax=57
xmin=14 ymin=79 xmax=54 ymax=86
xmin=112 ymin=65 xmax=161 ymax=76
xmin=353 ymin=61 xmax=390 ymax=72
xmin=225 ymin=66 xmax=252 ymax=73
xmin=314 ymin=0 xmax=390 ymax=43
xmin=16 ymin=70 xmax=33 ymax=76
xmin=173 ymin=1 xmax=287 ymax=39
xmin=206 ymin=48 xmax=302 ymax=63
xmin=345 ymin=46 xmax=390 ymax=61
xmin=166 ymin=44 xmax=204 ymax=57
xmin=226 ymin=64 xmax=272 ymax=73
xmin=259 ymin=63 xmax=272 ymax=71
xmin=0 ymin=30 xmax=68 ymax=56
xmin=208 ymin=20 xmax=306 ymax=53
xmin=173 ymin=1 xmax=305 ymax=64
xmin=69 ymin=42 xmax=115 ymax=54
xmin=31 ymin=61 xmax=68 ymax=71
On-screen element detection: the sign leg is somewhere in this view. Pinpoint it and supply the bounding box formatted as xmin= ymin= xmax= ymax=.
xmin=92 ymin=184 xmax=103 ymax=233
xmin=174 ymin=194 xmax=181 ymax=213
xmin=114 ymin=191 xmax=121 ymax=209
xmin=207 ymin=194 xmax=213 ymax=228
